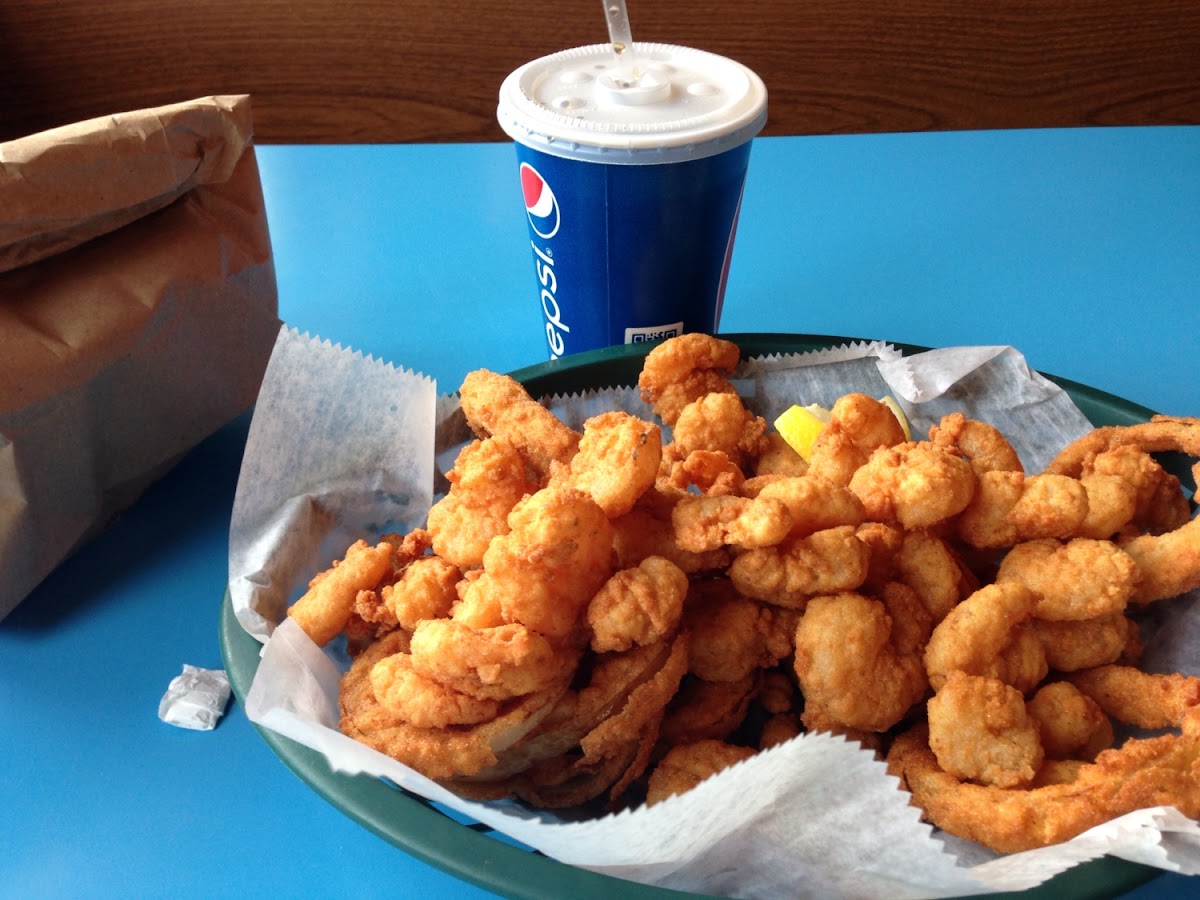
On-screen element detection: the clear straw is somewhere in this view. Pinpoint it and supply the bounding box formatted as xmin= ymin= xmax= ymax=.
xmin=602 ymin=0 xmax=640 ymax=80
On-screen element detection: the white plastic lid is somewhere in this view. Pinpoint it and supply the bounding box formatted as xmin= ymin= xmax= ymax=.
xmin=497 ymin=42 xmax=768 ymax=164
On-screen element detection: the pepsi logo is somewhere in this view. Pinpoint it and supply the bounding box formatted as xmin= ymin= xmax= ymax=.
xmin=520 ymin=162 xmax=560 ymax=240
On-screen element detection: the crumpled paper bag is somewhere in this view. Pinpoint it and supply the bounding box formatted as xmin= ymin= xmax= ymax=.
xmin=0 ymin=94 xmax=281 ymax=619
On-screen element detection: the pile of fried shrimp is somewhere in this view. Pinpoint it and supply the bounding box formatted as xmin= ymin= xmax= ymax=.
xmin=286 ymin=333 xmax=1200 ymax=854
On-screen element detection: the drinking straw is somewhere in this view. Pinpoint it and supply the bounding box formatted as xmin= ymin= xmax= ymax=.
xmin=602 ymin=0 xmax=640 ymax=81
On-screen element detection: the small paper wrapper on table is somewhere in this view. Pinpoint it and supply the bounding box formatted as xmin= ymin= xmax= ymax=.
xmin=0 ymin=94 xmax=281 ymax=621
xmin=159 ymin=665 xmax=232 ymax=731
xmin=230 ymin=328 xmax=1200 ymax=898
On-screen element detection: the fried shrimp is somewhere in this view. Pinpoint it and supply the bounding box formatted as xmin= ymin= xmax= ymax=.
xmin=658 ymin=673 xmax=761 ymax=748
xmin=927 ymin=672 xmax=1044 ymax=788
xmin=888 ymin=709 xmax=1200 ymax=853
xmin=637 ymin=333 xmax=741 ymax=427
xmin=893 ymin=529 xmax=973 ymax=624
xmin=684 ymin=579 xmax=787 ymax=683
xmin=729 ymin=525 xmax=871 ymax=607
xmin=664 ymin=449 xmax=746 ymax=496
xmin=1025 ymin=681 xmax=1113 ymax=761
xmin=587 ymin=556 xmax=688 ymax=653
xmin=794 ymin=591 xmax=928 ymax=732
xmin=956 ymin=471 xmax=1090 ymax=549
xmin=1030 ymin=613 xmax=1141 ymax=672
xmin=854 ymin=521 xmax=906 ymax=593
xmin=351 ymin=532 xmax=430 ymax=637
xmin=750 ymin=474 xmax=867 ymax=539
xmin=929 ymin=411 xmax=1024 ymax=476
xmin=1074 ymin=472 xmax=1140 ymax=539
xmin=1120 ymin=514 xmax=1200 ymax=605
xmin=377 ymin=555 xmax=460 ymax=630
xmin=1047 ymin=421 xmax=1200 ymax=587
xmin=995 ymin=538 xmax=1140 ymax=621
xmin=288 ymin=539 xmax=394 ymax=646
xmin=753 ymin=432 xmax=809 ymax=478
xmin=426 ymin=435 xmax=537 ymax=568
xmin=923 ymin=583 xmax=1046 ymax=693
xmin=408 ymin=619 xmax=570 ymax=701
xmin=645 ymin=739 xmax=757 ymax=806
xmin=458 ymin=369 xmax=581 ymax=479
xmin=877 ymin=580 xmax=934 ymax=662
xmin=1067 ymin=666 xmax=1200 ymax=730
xmin=1044 ymin=414 xmax=1200 ymax=479
xmin=807 ymin=393 xmax=909 ymax=486
xmin=561 ymin=411 xmax=662 ymax=518
xmin=463 ymin=485 xmax=615 ymax=641
xmin=670 ymin=494 xmax=793 ymax=552
xmin=848 ymin=441 xmax=977 ymax=529
xmin=611 ymin=504 xmax=731 ymax=575
xmin=667 ymin=391 xmax=768 ymax=469
xmin=1082 ymin=445 xmax=1192 ymax=536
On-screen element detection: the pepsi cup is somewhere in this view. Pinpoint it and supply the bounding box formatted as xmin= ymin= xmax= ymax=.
xmin=497 ymin=43 xmax=767 ymax=359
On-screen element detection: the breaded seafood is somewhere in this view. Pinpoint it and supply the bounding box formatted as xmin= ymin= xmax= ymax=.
xmin=645 ymin=739 xmax=757 ymax=806
xmin=665 ymin=391 xmax=768 ymax=470
xmin=848 ymin=441 xmax=976 ymax=529
xmin=281 ymin=336 xmax=1200 ymax=852
xmin=288 ymin=539 xmax=394 ymax=647
xmin=929 ymin=411 xmax=1023 ymax=476
xmin=637 ymin=332 xmax=740 ymax=426
xmin=923 ymin=583 xmax=1047 ymax=694
xmin=459 ymin=368 xmax=580 ymax=478
xmin=807 ymin=393 xmax=908 ymax=486
xmin=587 ymin=556 xmax=688 ymax=653
xmin=888 ymin=709 xmax=1200 ymax=854
xmin=729 ymin=525 xmax=871 ymax=607
xmin=426 ymin=435 xmax=536 ymax=569
xmin=927 ymin=671 xmax=1044 ymax=789
xmin=1025 ymin=680 xmax=1113 ymax=762
xmin=460 ymin=484 xmax=614 ymax=641
xmin=995 ymin=538 xmax=1140 ymax=621
xmin=794 ymin=591 xmax=928 ymax=732
xmin=560 ymin=411 xmax=662 ymax=518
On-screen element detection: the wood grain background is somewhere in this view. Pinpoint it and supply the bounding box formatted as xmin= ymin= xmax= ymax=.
xmin=2 ymin=0 xmax=1198 ymax=143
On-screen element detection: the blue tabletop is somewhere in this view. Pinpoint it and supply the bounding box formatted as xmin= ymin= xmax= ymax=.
xmin=2 ymin=127 xmax=1199 ymax=899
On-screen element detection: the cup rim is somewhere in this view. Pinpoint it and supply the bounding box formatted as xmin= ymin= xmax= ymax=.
xmin=497 ymin=42 xmax=768 ymax=164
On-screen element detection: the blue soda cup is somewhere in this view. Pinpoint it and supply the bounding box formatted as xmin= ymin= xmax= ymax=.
xmin=497 ymin=43 xmax=767 ymax=360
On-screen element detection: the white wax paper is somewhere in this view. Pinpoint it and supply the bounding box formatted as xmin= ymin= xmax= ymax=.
xmin=230 ymin=328 xmax=1200 ymax=898
xmin=228 ymin=330 xmax=437 ymax=642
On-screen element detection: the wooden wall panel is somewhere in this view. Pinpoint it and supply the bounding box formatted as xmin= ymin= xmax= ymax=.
xmin=1 ymin=0 xmax=1197 ymax=143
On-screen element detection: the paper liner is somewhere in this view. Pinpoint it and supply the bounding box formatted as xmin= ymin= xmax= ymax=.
xmin=230 ymin=328 xmax=1200 ymax=897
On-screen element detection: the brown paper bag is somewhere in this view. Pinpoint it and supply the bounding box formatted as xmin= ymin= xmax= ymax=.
xmin=0 ymin=94 xmax=281 ymax=619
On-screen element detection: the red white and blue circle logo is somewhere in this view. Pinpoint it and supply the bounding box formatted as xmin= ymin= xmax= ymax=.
xmin=520 ymin=162 xmax=560 ymax=240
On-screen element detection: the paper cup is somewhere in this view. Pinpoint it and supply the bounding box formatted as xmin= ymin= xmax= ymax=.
xmin=498 ymin=43 xmax=767 ymax=359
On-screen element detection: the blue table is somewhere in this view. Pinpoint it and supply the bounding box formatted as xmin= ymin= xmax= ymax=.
xmin=2 ymin=127 xmax=1198 ymax=898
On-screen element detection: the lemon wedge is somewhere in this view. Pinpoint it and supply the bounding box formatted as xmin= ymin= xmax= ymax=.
xmin=774 ymin=403 xmax=831 ymax=461
xmin=880 ymin=395 xmax=912 ymax=440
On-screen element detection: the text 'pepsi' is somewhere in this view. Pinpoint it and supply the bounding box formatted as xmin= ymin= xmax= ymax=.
xmin=515 ymin=144 xmax=753 ymax=360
